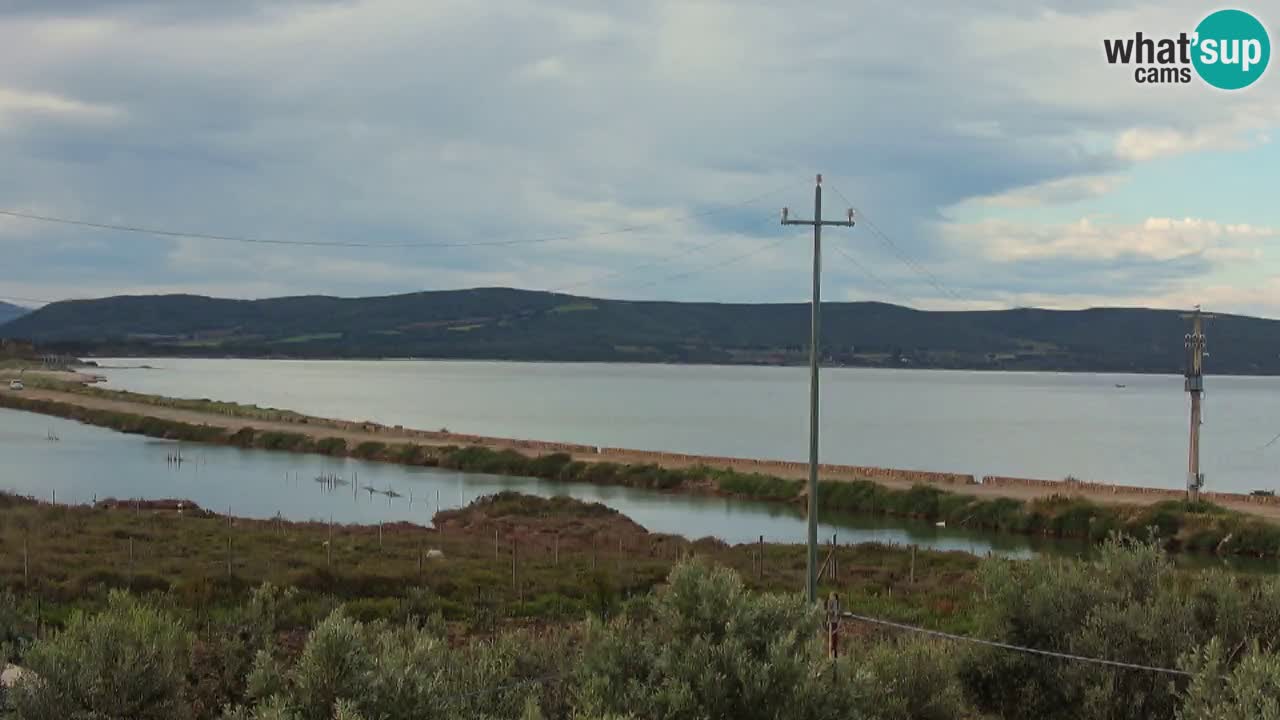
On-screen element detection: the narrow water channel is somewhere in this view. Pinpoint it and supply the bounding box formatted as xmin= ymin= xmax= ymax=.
xmin=19 ymin=408 xmax=1266 ymax=568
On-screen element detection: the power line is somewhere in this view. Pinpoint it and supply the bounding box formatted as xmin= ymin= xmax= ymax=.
xmin=625 ymin=223 xmax=787 ymax=291
xmin=0 ymin=183 xmax=797 ymax=251
xmin=546 ymin=213 xmax=773 ymax=295
xmin=828 ymin=243 xmax=902 ymax=302
xmin=840 ymin=611 xmax=1193 ymax=677
xmin=825 ymin=184 xmax=964 ymax=302
xmin=1260 ymin=430 xmax=1280 ymax=451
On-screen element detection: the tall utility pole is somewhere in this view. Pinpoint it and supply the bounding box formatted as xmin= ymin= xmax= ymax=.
xmin=1182 ymin=307 xmax=1213 ymax=503
xmin=782 ymin=174 xmax=855 ymax=603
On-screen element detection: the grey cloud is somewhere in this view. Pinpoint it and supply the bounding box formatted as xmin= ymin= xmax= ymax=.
xmin=0 ymin=0 xmax=1273 ymax=312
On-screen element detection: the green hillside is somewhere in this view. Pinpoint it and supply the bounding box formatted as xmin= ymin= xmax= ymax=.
xmin=0 ymin=301 xmax=27 ymax=326
xmin=3 ymin=288 xmax=1278 ymax=373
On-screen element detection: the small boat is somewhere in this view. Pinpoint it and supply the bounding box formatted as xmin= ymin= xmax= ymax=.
xmin=1114 ymin=384 xmax=1126 ymax=389
xmin=8 ymin=380 xmax=23 ymax=391
xmin=935 ymin=521 xmax=946 ymax=528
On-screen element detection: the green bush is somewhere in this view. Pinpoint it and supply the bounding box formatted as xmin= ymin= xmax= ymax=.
xmin=527 ymin=453 xmax=574 ymax=479
xmin=255 ymin=432 xmax=310 ymax=452
xmin=572 ymin=559 xmax=858 ymax=720
xmin=843 ymin=636 xmax=970 ymax=720
xmin=313 ymin=437 xmax=347 ymax=456
xmin=1179 ymin=639 xmax=1280 ymax=719
xmin=13 ymin=591 xmax=192 ymax=720
xmin=350 ymin=441 xmax=385 ymax=460
xmin=955 ymin=537 xmax=1280 ymax=720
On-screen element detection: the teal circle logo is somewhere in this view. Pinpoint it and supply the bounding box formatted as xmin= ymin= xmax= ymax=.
xmin=1192 ymin=9 xmax=1270 ymax=90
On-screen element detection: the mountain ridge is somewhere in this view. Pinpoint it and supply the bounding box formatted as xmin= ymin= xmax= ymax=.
xmin=2 ymin=288 xmax=1278 ymax=374
xmin=0 ymin=301 xmax=28 ymax=326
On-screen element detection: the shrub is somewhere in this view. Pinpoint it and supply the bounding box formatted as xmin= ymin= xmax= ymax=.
xmin=572 ymin=559 xmax=858 ymax=720
xmin=313 ymin=437 xmax=347 ymax=456
xmin=350 ymin=441 xmax=385 ymax=460
xmin=960 ymin=538 xmax=1203 ymax=719
xmin=527 ymin=453 xmax=573 ymax=479
xmin=13 ymin=591 xmax=191 ymax=720
xmin=1179 ymin=639 xmax=1280 ymax=719
xmin=843 ymin=636 xmax=970 ymax=720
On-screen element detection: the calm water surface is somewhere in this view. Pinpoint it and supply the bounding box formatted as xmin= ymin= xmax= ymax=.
xmin=95 ymin=359 xmax=1280 ymax=493
xmin=0 ymin=408 xmax=1060 ymax=557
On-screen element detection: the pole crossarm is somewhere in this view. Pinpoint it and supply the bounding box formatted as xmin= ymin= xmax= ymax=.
xmin=780 ymin=173 xmax=856 ymax=604
xmin=782 ymin=219 xmax=856 ymax=227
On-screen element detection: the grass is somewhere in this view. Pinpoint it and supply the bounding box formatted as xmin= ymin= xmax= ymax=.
xmin=0 ymin=491 xmax=982 ymax=636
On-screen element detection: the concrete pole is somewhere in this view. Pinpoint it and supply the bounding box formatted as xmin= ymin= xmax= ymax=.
xmin=782 ymin=175 xmax=854 ymax=603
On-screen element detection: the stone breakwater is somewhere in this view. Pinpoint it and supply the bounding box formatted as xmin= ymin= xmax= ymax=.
xmin=310 ymin=417 xmax=977 ymax=486
xmin=981 ymin=475 xmax=1280 ymax=507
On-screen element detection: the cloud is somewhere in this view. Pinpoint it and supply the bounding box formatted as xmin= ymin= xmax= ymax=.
xmin=974 ymin=174 xmax=1129 ymax=208
xmin=0 ymin=87 xmax=121 ymax=125
xmin=0 ymin=0 xmax=1276 ymax=318
xmin=947 ymin=216 xmax=1275 ymax=263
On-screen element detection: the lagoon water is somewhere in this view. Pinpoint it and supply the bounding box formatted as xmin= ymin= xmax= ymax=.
xmin=95 ymin=359 xmax=1280 ymax=494
xmin=0 ymin=408 xmax=1055 ymax=557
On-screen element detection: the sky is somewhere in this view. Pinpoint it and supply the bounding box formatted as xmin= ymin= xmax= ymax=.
xmin=0 ymin=0 xmax=1277 ymax=316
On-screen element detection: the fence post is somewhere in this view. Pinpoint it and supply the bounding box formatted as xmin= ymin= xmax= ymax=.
xmin=494 ymin=528 xmax=500 ymax=561
xmin=226 ymin=536 xmax=232 ymax=580
xmin=554 ymin=533 xmax=559 ymax=566
xmin=378 ymin=521 xmax=383 ymax=551
xmin=327 ymin=517 xmax=333 ymax=569
xmin=511 ymin=539 xmax=518 ymax=596
xmin=23 ymin=532 xmax=29 ymax=586
xmin=910 ymin=545 xmax=916 ymax=585
xmin=826 ymin=593 xmax=841 ymax=659
xmin=129 ymin=537 xmax=135 ymax=587
xmin=592 ymin=534 xmax=598 ymax=571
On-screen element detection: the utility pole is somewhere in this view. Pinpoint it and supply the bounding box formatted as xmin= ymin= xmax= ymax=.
xmin=1182 ymin=306 xmax=1214 ymax=503
xmin=782 ymin=174 xmax=855 ymax=603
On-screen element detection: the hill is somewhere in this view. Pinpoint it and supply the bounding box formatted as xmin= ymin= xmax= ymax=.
xmin=2 ymin=288 xmax=1278 ymax=373
xmin=0 ymin=301 xmax=28 ymax=326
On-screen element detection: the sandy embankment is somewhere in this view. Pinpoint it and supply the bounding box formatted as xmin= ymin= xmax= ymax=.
xmin=6 ymin=376 xmax=1280 ymax=524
